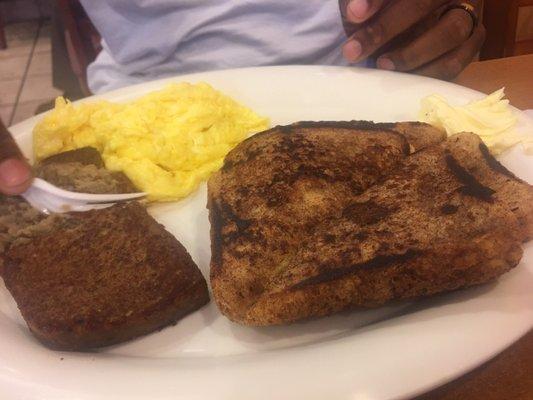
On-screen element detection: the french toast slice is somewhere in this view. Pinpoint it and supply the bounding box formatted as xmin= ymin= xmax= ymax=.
xmin=208 ymin=122 xmax=531 ymax=325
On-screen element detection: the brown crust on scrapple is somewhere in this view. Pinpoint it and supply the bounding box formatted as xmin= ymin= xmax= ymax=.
xmin=3 ymin=202 xmax=209 ymax=350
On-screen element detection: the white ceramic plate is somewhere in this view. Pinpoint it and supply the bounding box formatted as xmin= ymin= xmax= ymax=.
xmin=2 ymin=66 xmax=532 ymax=400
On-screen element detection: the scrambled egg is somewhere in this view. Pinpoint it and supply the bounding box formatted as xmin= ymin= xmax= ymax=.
xmin=33 ymin=83 xmax=269 ymax=201
xmin=419 ymin=88 xmax=532 ymax=155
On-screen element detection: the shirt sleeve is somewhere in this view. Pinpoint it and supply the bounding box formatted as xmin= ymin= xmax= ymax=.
xmin=79 ymin=0 xmax=188 ymax=73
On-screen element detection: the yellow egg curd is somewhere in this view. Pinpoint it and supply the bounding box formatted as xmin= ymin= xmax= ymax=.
xmin=33 ymin=82 xmax=269 ymax=201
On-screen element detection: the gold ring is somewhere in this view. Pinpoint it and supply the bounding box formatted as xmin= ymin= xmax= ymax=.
xmin=441 ymin=2 xmax=479 ymax=36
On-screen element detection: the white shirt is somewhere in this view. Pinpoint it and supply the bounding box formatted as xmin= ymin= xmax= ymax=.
xmin=81 ymin=0 xmax=352 ymax=94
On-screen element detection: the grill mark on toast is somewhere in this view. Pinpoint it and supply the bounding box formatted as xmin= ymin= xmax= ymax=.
xmin=445 ymin=152 xmax=495 ymax=202
xmin=395 ymin=136 xmax=410 ymax=156
xmin=294 ymin=121 xmax=410 ymax=155
xmin=222 ymin=121 xmax=412 ymax=174
xmin=278 ymin=125 xmax=293 ymax=134
xmin=375 ymin=121 xmax=430 ymax=132
xmin=219 ymin=201 xmax=252 ymax=243
xmin=342 ymin=201 xmax=396 ymax=225
xmin=291 ymin=250 xmax=421 ymax=290
xmin=259 ymin=134 xmax=372 ymax=206
xmin=294 ymin=120 xmax=392 ymax=131
xmin=210 ymin=201 xmax=224 ymax=272
xmin=255 ymin=120 xmax=409 ymax=147
xmin=478 ymin=142 xmax=519 ymax=180
xmin=222 ymin=147 xmax=261 ymax=171
xmin=441 ymin=204 xmax=459 ymax=214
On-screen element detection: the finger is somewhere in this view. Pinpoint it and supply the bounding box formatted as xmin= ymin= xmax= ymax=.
xmin=414 ymin=24 xmax=486 ymax=80
xmin=344 ymin=0 xmax=386 ymax=24
xmin=343 ymin=0 xmax=449 ymax=63
xmin=0 ymin=159 xmax=33 ymax=195
xmin=0 ymin=119 xmax=32 ymax=194
xmin=0 ymin=119 xmax=24 ymax=160
xmin=376 ymin=8 xmax=474 ymax=71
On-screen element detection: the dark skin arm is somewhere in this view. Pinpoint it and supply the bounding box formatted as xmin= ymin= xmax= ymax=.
xmin=0 ymin=118 xmax=32 ymax=195
xmin=341 ymin=0 xmax=485 ymax=80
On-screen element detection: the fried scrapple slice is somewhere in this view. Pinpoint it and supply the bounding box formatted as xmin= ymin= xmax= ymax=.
xmin=35 ymin=146 xmax=138 ymax=194
xmin=208 ymin=122 xmax=530 ymax=325
xmin=3 ymin=202 xmax=209 ymax=350
xmin=0 ymin=147 xmax=138 ymax=276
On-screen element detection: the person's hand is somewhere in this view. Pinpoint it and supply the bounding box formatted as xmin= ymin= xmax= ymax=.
xmin=341 ymin=0 xmax=485 ymax=80
xmin=0 ymin=119 xmax=32 ymax=195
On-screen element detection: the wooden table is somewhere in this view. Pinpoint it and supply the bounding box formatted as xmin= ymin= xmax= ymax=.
xmin=454 ymin=54 xmax=533 ymax=110
xmin=412 ymin=54 xmax=533 ymax=400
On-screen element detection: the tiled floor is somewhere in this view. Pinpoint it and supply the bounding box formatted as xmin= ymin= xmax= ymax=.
xmin=0 ymin=19 xmax=62 ymax=126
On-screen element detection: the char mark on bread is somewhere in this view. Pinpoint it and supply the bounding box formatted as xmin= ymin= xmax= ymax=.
xmin=291 ymin=250 xmax=421 ymax=290
xmin=478 ymin=142 xmax=520 ymax=180
xmin=445 ymin=151 xmax=495 ymax=202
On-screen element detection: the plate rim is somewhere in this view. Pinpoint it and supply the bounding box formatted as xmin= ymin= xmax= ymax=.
xmin=3 ymin=65 xmax=532 ymax=400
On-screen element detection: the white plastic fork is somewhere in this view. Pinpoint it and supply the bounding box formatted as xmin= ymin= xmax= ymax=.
xmin=21 ymin=178 xmax=146 ymax=214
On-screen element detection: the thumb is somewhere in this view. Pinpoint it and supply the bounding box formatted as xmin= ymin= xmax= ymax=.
xmin=0 ymin=119 xmax=32 ymax=195
xmin=344 ymin=0 xmax=386 ymax=24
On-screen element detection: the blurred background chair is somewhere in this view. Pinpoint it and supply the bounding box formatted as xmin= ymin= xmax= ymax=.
xmin=0 ymin=0 xmax=15 ymax=49
xmin=54 ymin=0 xmax=100 ymax=96
xmin=481 ymin=0 xmax=533 ymax=59
xmin=0 ymin=12 xmax=6 ymax=50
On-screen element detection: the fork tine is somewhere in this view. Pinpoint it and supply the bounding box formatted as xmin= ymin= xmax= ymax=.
xmin=31 ymin=178 xmax=146 ymax=202
xmin=22 ymin=178 xmax=146 ymax=214
xmin=68 ymin=203 xmax=116 ymax=212
xmin=21 ymin=191 xmax=52 ymax=214
xmin=22 ymin=184 xmax=137 ymax=214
